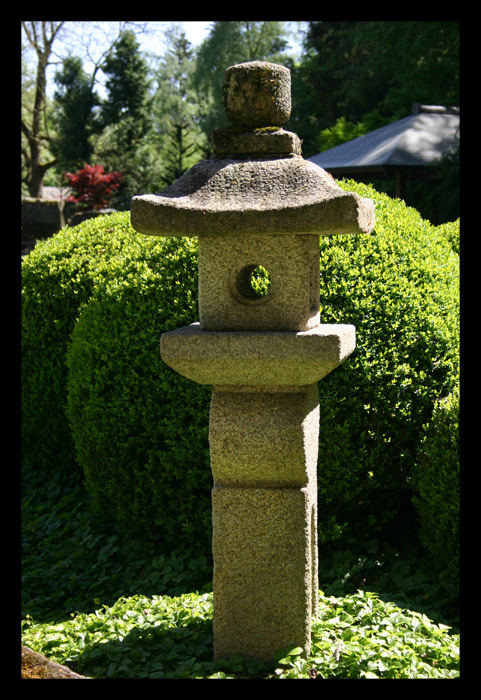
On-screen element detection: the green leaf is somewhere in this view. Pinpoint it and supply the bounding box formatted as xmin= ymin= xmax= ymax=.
xmin=287 ymin=646 xmax=304 ymax=656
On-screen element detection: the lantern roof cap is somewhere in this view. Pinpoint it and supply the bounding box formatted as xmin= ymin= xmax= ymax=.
xmin=131 ymin=156 xmax=375 ymax=236
xmin=130 ymin=61 xmax=375 ymax=238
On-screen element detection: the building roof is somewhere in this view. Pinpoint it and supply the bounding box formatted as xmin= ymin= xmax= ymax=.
xmin=308 ymin=105 xmax=459 ymax=175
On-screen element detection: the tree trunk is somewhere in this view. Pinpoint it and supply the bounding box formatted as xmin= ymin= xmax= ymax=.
xmin=22 ymin=22 xmax=63 ymax=198
xmin=28 ymin=43 xmax=49 ymax=198
xmin=28 ymin=144 xmax=45 ymax=198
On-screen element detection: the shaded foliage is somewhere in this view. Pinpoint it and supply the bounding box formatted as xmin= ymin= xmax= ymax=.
xmin=412 ymin=386 xmax=459 ymax=575
xmin=297 ymin=21 xmax=459 ymax=158
xmin=52 ymin=56 xmax=99 ymax=172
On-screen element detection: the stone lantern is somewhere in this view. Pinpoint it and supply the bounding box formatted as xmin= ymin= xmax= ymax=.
xmin=131 ymin=61 xmax=375 ymax=662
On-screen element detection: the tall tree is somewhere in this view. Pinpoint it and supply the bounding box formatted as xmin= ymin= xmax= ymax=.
xmin=153 ymin=26 xmax=207 ymax=186
xmin=193 ymin=21 xmax=290 ymax=141
xmin=97 ymin=29 xmax=154 ymax=207
xmin=296 ymin=20 xmax=460 ymax=157
xmin=100 ymin=29 xmax=152 ymax=147
xmin=51 ymin=56 xmax=99 ymax=173
xmin=21 ymin=21 xmax=65 ymax=197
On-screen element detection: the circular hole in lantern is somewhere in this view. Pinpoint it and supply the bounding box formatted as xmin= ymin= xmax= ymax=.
xmin=235 ymin=264 xmax=272 ymax=301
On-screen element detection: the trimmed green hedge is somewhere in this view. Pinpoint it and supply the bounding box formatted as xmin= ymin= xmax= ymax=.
xmin=22 ymin=181 xmax=459 ymax=553
xmin=411 ymin=386 xmax=459 ymax=572
xmin=313 ymin=181 xmax=459 ymax=542
xmin=21 ymin=213 xmax=146 ymax=477
xmin=434 ymin=218 xmax=460 ymax=254
xmin=65 ymin=236 xmax=212 ymax=552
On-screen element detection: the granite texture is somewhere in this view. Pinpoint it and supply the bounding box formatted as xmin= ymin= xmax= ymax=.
xmin=222 ymin=61 xmax=291 ymax=127
xmin=130 ymin=157 xmax=375 ymax=237
xmin=212 ymin=483 xmax=317 ymax=661
xmin=198 ymin=232 xmax=320 ymax=331
xmin=209 ymin=384 xmax=319 ymax=487
xmin=160 ymin=322 xmax=356 ymax=386
xmin=211 ymin=126 xmax=302 ymax=158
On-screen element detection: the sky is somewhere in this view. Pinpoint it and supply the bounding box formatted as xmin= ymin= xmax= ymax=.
xmin=160 ymin=21 xmax=214 ymax=47
xmin=142 ymin=20 xmax=307 ymax=54
xmin=23 ymin=21 xmax=307 ymax=97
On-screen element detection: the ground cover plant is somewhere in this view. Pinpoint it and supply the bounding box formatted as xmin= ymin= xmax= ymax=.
xmin=21 ymin=471 xmax=460 ymax=679
xmin=22 ymin=591 xmax=459 ymax=679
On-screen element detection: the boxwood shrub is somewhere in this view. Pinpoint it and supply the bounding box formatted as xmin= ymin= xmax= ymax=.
xmin=314 ymin=180 xmax=459 ymax=542
xmin=65 ymin=236 xmax=213 ymax=553
xmin=21 ymin=212 xmax=145 ymax=478
xmin=411 ymin=386 xmax=459 ymax=573
xmin=434 ymin=218 xmax=460 ymax=254
xmin=23 ymin=181 xmax=459 ymax=553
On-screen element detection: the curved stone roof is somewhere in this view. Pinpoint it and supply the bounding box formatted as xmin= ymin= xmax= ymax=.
xmin=131 ymin=156 xmax=375 ymax=237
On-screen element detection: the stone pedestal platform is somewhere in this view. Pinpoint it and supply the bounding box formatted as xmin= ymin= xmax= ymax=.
xmin=160 ymin=322 xmax=356 ymax=386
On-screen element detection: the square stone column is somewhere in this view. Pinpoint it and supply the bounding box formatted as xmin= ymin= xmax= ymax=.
xmin=212 ymin=485 xmax=317 ymax=660
xmin=209 ymin=384 xmax=319 ymax=660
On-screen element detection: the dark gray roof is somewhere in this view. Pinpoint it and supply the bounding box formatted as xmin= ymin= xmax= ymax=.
xmin=309 ymin=106 xmax=459 ymax=173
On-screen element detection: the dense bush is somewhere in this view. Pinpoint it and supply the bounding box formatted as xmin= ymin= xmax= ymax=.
xmin=65 ymin=236 xmax=213 ymax=552
xmin=411 ymin=386 xmax=459 ymax=572
xmin=22 ymin=181 xmax=459 ymax=552
xmin=434 ymin=218 xmax=460 ymax=254
xmin=21 ymin=212 xmax=151 ymax=476
xmin=314 ymin=180 xmax=459 ymax=542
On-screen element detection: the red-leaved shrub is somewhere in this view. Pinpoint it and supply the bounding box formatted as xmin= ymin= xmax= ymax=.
xmin=65 ymin=164 xmax=124 ymax=210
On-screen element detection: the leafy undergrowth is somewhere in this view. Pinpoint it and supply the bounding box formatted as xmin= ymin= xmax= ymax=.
xmin=21 ymin=471 xmax=460 ymax=679
xmin=21 ymin=589 xmax=459 ymax=679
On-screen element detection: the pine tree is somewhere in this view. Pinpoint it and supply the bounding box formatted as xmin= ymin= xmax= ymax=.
xmin=153 ymin=26 xmax=207 ymax=187
xmin=52 ymin=56 xmax=99 ymax=173
xmin=100 ymin=29 xmax=152 ymax=149
xmin=96 ymin=29 xmax=153 ymax=208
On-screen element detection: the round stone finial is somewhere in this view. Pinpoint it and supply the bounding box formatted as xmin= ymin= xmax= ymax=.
xmin=223 ymin=61 xmax=291 ymax=128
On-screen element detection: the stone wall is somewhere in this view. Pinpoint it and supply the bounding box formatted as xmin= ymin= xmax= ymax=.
xmin=21 ymin=188 xmax=118 ymax=247
xmin=21 ymin=198 xmax=77 ymax=241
